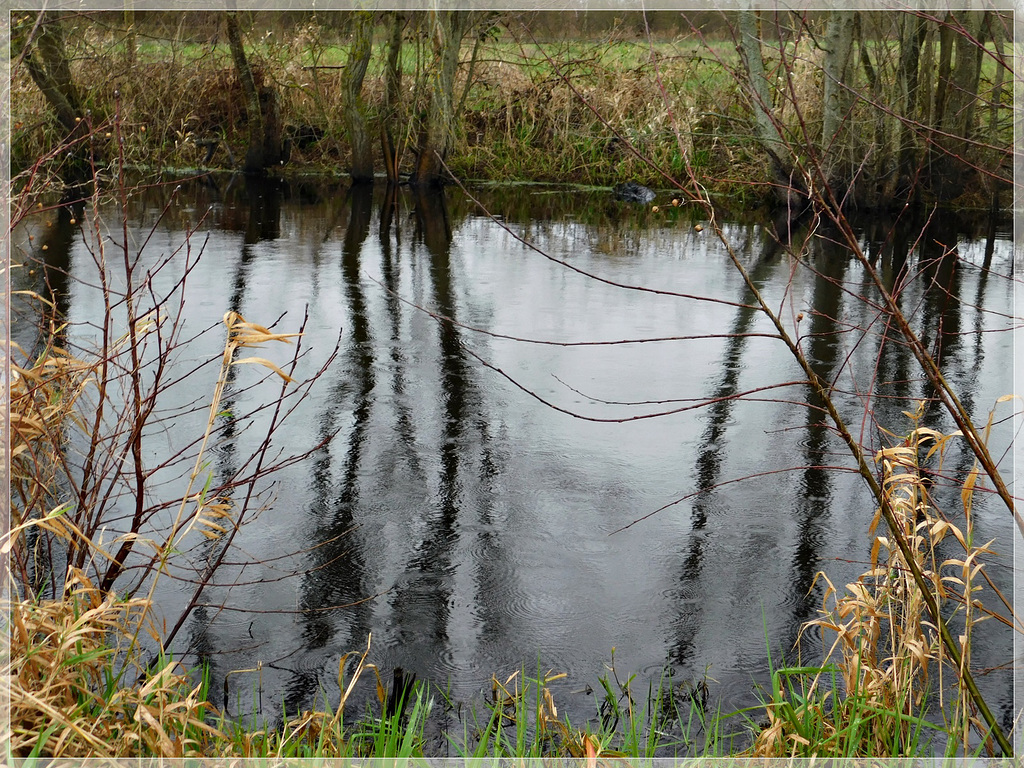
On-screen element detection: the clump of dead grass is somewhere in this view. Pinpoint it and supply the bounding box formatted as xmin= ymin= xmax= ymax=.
xmin=752 ymin=401 xmax=1005 ymax=757
xmin=4 ymin=568 xmax=224 ymax=757
xmin=4 ymin=565 xmax=396 ymax=759
xmin=8 ymin=336 xmax=91 ymax=532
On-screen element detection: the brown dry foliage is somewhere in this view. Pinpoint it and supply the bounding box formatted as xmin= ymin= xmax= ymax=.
xmin=9 ymin=336 xmax=92 ymax=531
xmin=753 ymin=403 xmax=1004 ymax=756
xmin=4 ymin=569 xmax=224 ymax=757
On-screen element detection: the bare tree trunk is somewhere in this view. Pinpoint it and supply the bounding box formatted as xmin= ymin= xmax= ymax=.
xmin=918 ymin=21 xmax=935 ymax=129
xmin=897 ymin=12 xmax=926 ymax=183
xmin=856 ymin=16 xmax=875 ymax=92
xmin=411 ymin=10 xmax=471 ymax=186
xmin=225 ymin=13 xmax=264 ymax=172
xmin=735 ymin=10 xmax=802 ymax=207
xmin=987 ymin=14 xmax=1007 ymax=148
xmin=16 ymin=12 xmax=83 ymax=136
xmin=261 ymin=86 xmax=284 ymax=168
xmin=225 ymin=12 xmax=284 ymax=173
xmin=343 ymin=11 xmax=374 ymax=183
xmin=13 ymin=11 xmax=92 ymax=186
xmin=943 ymin=11 xmax=985 ymax=150
xmin=736 ymin=10 xmax=781 ymax=158
xmin=931 ymin=11 xmax=986 ymax=197
xmin=381 ymin=12 xmax=404 ymax=183
xmin=820 ymin=11 xmax=856 ymax=186
xmin=853 ymin=16 xmax=893 ymax=207
xmin=930 ymin=14 xmax=954 ymax=150
xmin=986 ymin=12 xmax=1008 ymax=211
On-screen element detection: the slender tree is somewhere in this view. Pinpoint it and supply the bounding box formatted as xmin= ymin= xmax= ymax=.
xmin=12 ymin=11 xmax=92 ymax=185
xmin=380 ymin=12 xmax=405 ymax=183
xmin=896 ymin=12 xmax=926 ymax=186
xmin=343 ymin=11 xmax=374 ymax=183
xmin=931 ymin=10 xmax=986 ymax=196
xmin=411 ymin=10 xmax=472 ymax=186
xmin=379 ymin=12 xmax=406 ymax=183
xmin=734 ymin=10 xmax=804 ymax=207
xmin=820 ymin=11 xmax=856 ymax=186
xmin=225 ymin=12 xmax=284 ymax=173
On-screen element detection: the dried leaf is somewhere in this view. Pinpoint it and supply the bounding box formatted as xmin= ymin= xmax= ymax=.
xmin=961 ymin=465 xmax=979 ymax=513
xmin=231 ymin=356 xmax=296 ymax=383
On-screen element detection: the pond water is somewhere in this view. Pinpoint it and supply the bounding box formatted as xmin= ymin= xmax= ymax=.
xmin=10 ymin=175 xmax=1016 ymax=745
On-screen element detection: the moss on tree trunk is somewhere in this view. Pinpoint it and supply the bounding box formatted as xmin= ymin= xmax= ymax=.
xmin=411 ymin=10 xmax=471 ymax=187
xmin=344 ymin=11 xmax=374 ymax=183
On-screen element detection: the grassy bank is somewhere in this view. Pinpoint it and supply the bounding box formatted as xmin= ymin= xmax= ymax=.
xmin=10 ymin=30 xmax=752 ymax=195
xmin=14 ymin=14 xmax=1009 ymax=210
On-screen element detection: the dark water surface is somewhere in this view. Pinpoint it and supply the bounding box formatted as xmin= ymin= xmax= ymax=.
xmin=10 ymin=176 xmax=1016 ymax=739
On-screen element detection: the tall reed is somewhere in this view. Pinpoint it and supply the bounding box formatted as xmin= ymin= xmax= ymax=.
xmin=753 ymin=402 xmax=1007 ymax=757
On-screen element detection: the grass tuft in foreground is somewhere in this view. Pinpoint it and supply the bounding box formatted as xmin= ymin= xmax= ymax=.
xmin=751 ymin=402 xmax=1009 ymax=758
xmin=4 ymin=568 xmax=222 ymax=758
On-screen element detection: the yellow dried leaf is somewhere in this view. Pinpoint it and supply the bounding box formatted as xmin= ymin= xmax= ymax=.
xmin=231 ymin=356 xmax=296 ymax=383
xmin=198 ymin=516 xmax=228 ymax=532
xmin=224 ymin=311 xmax=300 ymax=348
xmin=134 ymin=703 xmax=176 ymax=756
xmin=947 ymin=523 xmax=968 ymax=549
xmin=961 ymin=465 xmax=979 ymax=512
xmin=877 ymin=445 xmax=915 ymax=462
xmin=870 ymin=536 xmax=883 ymax=568
xmin=197 ymin=499 xmax=232 ymax=520
xmin=868 ymin=506 xmax=882 ymax=536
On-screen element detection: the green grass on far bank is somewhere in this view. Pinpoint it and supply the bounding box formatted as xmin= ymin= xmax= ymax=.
xmin=8 ymin=23 xmax=774 ymax=202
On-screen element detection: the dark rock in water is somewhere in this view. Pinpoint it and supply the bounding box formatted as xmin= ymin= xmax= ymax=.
xmin=613 ymin=181 xmax=655 ymax=204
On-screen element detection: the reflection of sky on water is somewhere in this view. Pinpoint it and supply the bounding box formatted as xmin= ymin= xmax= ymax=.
xmin=9 ymin=179 xmax=1015 ymax=739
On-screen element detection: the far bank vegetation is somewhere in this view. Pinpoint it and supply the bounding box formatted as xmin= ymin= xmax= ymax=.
xmin=10 ymin=9 xmax=1012 ymax=209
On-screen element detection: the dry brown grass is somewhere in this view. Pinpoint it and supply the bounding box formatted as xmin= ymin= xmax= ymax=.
xmin=753 ymin=401 xmax=1007 ymax=757
xmin=4 ymin=562 xmax=387 ymax=759
xmin=4 ymin=568 xmax=224 ymax=757
xmin=4 ymin=307 xmax=310 ymax=757
xmin=8 ymin=337 xmax=92 ymax=532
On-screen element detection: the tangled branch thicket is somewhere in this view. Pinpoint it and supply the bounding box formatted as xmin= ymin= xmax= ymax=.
xmin=5 ymin=122 xmax=341 ymax=753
